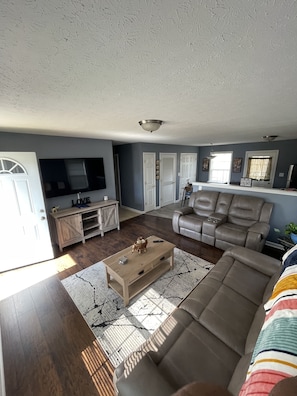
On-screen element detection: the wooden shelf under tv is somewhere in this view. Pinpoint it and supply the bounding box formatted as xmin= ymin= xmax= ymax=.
xmin=50 ymin=200 xmax=120 ymax=252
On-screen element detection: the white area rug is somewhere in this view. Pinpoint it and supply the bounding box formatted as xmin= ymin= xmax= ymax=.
xmin=62 ymin=248 xmax=213 ymax=367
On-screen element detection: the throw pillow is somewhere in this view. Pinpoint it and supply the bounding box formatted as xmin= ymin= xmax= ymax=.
xmin=239 ymin=263 xmax=297 ymax=396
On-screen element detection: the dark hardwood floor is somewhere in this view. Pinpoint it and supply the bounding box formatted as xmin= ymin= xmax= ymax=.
xmin=0 ymin=214 xmax=280 ymax=396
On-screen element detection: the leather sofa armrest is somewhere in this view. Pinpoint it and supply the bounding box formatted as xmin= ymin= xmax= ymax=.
xmin=259 ymin=202 xmax=273 ymax=223
xmin=245 ymin=223 xmax=270 ymax=251
xmin=223 ymin=246 xmax=281 ymax=276
xmin=248 ymin=222 xmax=270 ymax=238
xmin=172 ymin=207 xmax=194 ymax=234
xmin=245 ymin=231 xmax=263 ymax=251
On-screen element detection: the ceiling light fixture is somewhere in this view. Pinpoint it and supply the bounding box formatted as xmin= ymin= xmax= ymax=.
xmin=262 ymin=135 xmax=278 ymax=141
xmin=139 ymin=120 xmax=163 ymax=133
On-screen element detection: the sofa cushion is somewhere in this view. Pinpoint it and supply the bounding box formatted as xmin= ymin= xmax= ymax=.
xmin=116 ymin=353 xmax=175 ymax=396
xmin=180 ymin=252 xmax=271 ymax=321
xmin=214 ymin=192 xmax=234 ymax=215
xmin=199 ymin=284 xmax=256 ymax=356
xmin=142 ymin=308 xmax=193 ymax=364
xmin=157 ymin=320 xmax=240 ymax=390
xmin=178 ymin=213 xmax=206 ymax=233
xmin=201 ymin=250 xmax=273 ymax=305
xmin=189 ymin=191 xmax=219 ymax=217
xmin=223 ymin=259 xmax=271 ymax=306
xmin=180 ymin=277 xmax=222 ymax=320
xmin=215 ymin=223 xmax=248 ymax=246
xmin=228 ymin=195 xmax=264 ymax=226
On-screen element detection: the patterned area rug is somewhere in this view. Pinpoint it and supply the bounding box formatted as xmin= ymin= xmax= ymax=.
xmin=62 ymin=248 xmax=213 ymax=367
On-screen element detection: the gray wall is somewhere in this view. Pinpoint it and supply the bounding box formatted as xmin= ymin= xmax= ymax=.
xmin=115 ymin=143 xmax=198 ymax=211
xmin=198 ymin=139 xmax=297 ymax=188
xmin=1 ymin=131 xmax=297 ymax=243
xmin=116 ymin=139 xmax=297 ymax=210
xmin=0 ymin=132 xmax=116 ymax=211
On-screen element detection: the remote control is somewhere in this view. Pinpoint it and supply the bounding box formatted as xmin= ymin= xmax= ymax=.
xmin=153 ymin=240 xmax=164 ymax=243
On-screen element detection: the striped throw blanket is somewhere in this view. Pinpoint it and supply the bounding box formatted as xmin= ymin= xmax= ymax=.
xmin=239 ymin=263 xmax=297 ymax=396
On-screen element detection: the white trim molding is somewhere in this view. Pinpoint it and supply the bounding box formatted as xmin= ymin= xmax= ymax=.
xmin=0 ymin=326 xmax=6 ymax=396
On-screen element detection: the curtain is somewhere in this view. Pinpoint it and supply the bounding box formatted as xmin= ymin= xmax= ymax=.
xmin=247 ymin=157 xmax=272 ymax=180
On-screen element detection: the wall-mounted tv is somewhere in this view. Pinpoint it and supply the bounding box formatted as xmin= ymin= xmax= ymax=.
xmin=39 ymin=158 xmax=106 ymax=198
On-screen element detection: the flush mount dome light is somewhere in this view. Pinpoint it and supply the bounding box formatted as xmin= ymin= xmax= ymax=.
xmin=139 ymin=120 xmax=163 ymax=133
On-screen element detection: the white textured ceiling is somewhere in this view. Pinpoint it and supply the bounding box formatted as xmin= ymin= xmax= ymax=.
xmin=1 ymin=0 xmax=297 ymax=146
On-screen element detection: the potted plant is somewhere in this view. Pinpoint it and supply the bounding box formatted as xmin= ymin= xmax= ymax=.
xmin=285 ymin=222 xmax=297 ymax=244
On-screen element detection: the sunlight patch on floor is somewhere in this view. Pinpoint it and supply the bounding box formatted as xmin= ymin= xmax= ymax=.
xmin=0 ymin=254 xmax=76 ymax=301
xmin=81 ymin=340 xmax=114 ymax=396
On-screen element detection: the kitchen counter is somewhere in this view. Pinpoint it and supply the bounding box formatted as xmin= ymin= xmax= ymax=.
xmin=192 ymin=182 xmax=297 ymax=196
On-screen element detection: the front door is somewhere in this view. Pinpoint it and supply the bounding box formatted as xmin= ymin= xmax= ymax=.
xmin=160 ymin=153 xmax=177 ymax=207
xmin=0 ymin=152 xmax=54 ymax=271
xmin=143 ymin=152 xmax=156 ymax=212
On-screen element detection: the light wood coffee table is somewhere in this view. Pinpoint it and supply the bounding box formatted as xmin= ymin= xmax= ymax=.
xmin=103 ymin=235 xmax=175 ymax=306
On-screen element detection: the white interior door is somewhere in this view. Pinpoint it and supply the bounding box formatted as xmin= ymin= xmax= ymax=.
xmin=0 ymin=152 xmax=54 ymax=271
xmin=179 ymin=153 xmax=197 ymax=199
xmin=143 ymin=152 xmax=156 ymax=212
xmin=160 ymin=153 xmax=177 ymax=207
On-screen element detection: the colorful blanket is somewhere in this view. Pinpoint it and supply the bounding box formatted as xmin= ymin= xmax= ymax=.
xmin=239 ymin=263 xmax=297 ymax=396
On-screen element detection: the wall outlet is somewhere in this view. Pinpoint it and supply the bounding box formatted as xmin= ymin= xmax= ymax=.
xmin=274 ymin=228 xmax=280 ymax=233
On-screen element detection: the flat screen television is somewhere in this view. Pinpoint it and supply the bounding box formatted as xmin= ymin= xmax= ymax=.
xmin=39 ymin=158 xmax=106 ymax=198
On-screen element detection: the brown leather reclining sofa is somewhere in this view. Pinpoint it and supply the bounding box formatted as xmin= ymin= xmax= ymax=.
xmin=172 ymin=190 xmax=273 ymax=251
xmin=113 ymin=246 xmax=283 ymax=395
